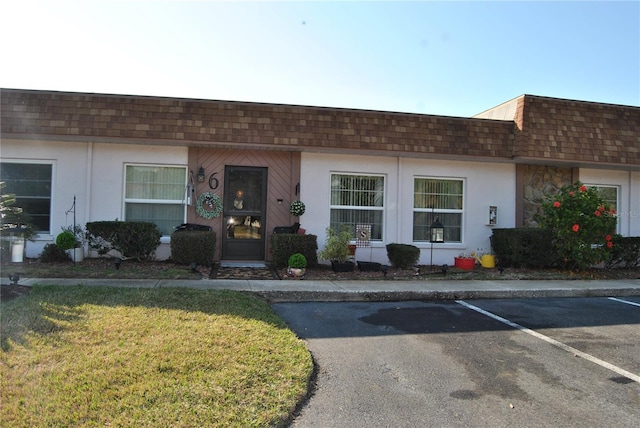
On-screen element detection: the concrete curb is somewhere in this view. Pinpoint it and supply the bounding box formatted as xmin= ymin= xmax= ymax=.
xmin=3 ymin=278 xmax=639 ymax=302
xmin=253 ymin=287 xmax=640 ymax=303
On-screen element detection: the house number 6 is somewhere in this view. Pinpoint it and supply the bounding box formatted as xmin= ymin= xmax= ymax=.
xmin=208 ymin=172 xmax=219 ymax=190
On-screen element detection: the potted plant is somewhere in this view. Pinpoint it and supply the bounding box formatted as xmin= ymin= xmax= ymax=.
xmin=319 ymin=225 xmax=354 ymax=272
xmin=56 ymin=230 xmax=76 ymax=251
xmin=58 ymin=224 xmax=86 ymax=262
xmin=287 ymin=253 xmax=307 ymax=278
xmin=289 ymin=200 xmax=306 ymax=234
xmin=1 ymin=184 xmax=37 ymax=263
xmin=454 ymin=253 xmax=476 ymax=270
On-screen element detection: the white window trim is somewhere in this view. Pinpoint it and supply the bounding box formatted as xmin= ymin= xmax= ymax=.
xmin=328 ymin=172 xmax=386 ymax=242
xmin=1 ymin=159 xmax=55 ymax=237
xmin=122 ymin=163 xmax=188 ymax=236
xmin=412 ymin=176 xmax=465 ymax=244
xmin=586 ymin=183 xmax=620 ymax=234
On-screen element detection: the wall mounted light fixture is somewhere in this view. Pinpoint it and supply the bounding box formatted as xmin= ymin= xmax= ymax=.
xmin=277 ymin=198 xmax=283 ymax=205
xmin=197 ymin=166 xmax=205 ymax=182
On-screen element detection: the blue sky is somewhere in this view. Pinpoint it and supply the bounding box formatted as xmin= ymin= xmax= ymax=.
xmin=1 ymin=1 xmax=638 ymax=117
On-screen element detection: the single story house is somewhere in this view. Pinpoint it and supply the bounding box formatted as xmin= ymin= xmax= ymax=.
xmin=1 ymin=88 xmax=639 ymax=265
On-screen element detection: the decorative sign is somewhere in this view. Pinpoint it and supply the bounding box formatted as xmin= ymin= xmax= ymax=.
xmin=356 ymin=224 xmax=372 ymax=248
xmin=488 ymin=205 xmax=497 ymax=226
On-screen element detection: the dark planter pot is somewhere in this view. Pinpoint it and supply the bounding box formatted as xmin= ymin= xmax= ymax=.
xmin=331 ymin=260 xmax=355 ymax=272
xmin=357 ymin=261 xmax=381 ymax=272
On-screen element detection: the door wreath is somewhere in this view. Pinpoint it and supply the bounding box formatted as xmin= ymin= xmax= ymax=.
xmin=196 ymin=192 xmax=223 ymax=219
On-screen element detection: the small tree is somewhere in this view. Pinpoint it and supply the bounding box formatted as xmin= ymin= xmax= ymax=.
xmin=536 ymin=182 xmax=617 ymax=270
xmin=0 ymin=181 xmax=37 ymax=241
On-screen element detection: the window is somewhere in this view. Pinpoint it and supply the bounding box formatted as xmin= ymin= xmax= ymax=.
xmin=413 ymin=178 xmax=463 ymax=243
xmin=591 ymin=184 xmax=619 ymax=232
xmin=124 ymin=165 xmax=186 ymax=235
xmin=1 ymin=162 xmax=52 ymax=233
xmin=329 ymin=174 xmax=384 ymax=240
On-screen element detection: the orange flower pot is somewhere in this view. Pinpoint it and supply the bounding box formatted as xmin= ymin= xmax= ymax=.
xmin=454 ymin=257 xmax=476 ymax=270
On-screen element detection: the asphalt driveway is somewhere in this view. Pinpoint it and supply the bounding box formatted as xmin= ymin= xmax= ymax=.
xmin=273 ymin=297 xmax=640 ymax=427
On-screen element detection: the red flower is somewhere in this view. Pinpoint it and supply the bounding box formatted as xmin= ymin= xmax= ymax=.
xmin=594 ymin=210 xmax=601 ymax=217
xmin=607 ymin=241 xmax=614 ymax=248
xmin=579 ymin=185 xmax=587 ymax=192
xmin=553 ymin=201 xmax=561 ymax=208
xmin=572 ymin=224 xmax=580 ymax=232
xmin=598 ymin=206 xmax=605 ymax=212
xmin=605 ymin=235 xmax=612 ymax=241
xmin=569 ymin=191 xmax=575 ymax=196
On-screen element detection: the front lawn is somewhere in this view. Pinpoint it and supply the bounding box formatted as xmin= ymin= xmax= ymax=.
xmin=1 ymin=286 xmax=313 ymax=427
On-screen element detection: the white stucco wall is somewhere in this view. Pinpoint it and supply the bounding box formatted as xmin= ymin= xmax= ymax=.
xmin=300 ymin=153 xmax=516 ymax=266
xmin=2 ymin=139 xmax=188 ymax=259
xmin=88 ymin=143 xmax=188 ymax=259
xmin=580 ymin=168 xmax=640 ymax=237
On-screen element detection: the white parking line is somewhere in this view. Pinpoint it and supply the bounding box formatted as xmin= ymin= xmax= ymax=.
xmin=608 ymin=297 xmax=640 ymax=308
xmin=456 ymin=300 xmax=640 ymax=384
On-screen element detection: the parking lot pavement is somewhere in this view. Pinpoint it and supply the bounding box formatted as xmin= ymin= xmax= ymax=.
xmin=274 ymin=297 xmax=640 ymax=428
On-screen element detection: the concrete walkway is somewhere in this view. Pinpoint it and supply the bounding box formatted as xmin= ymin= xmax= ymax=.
xmin=9 ymin=277 xmax=640 ymax=302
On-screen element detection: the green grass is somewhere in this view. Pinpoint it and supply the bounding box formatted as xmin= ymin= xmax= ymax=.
xmin=1 ymin=286 xmax=313 ymax=427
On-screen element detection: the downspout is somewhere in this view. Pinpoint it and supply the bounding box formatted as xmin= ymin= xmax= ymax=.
xmin=627 ymin=171 xmax=632 ymax=236
xmin=396 ymin=156 xmax=402 ymax=242
xmin=85 ymin=142 xmax=93 ymax=223
xmin=84 ymin=142 xmax=93 ymax=257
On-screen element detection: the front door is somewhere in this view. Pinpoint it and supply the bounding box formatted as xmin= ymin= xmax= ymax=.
xmin=222 ymin=166 xmax=267 ymax=260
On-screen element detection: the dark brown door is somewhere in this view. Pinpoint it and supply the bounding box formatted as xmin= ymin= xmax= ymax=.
xmin=222 ymin=166 xmax=267 ymax=260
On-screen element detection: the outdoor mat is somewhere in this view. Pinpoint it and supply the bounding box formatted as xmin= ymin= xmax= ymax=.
xmin=210 ymin=263 xmax=279 ymax=280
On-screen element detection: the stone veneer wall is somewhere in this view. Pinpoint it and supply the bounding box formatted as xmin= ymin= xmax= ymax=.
xmin=522 ymin=165 xmax=575 ymax=227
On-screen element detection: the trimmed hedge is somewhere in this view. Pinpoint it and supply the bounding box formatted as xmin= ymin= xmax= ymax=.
xmin=86 ymin=221 xmax=161 ymax=261
xmin=490 ymin=228 xmax=556 ymax=268
xmin=271 ymin=234 xmax=318 ymax=269
xmin=39 ymin=243 xmax=71 ymax=262
xmin=606 ymin=236 xmax=640 ymax=269
xmin=170 ymin=230 xmax=217 ymax=266
xmin=386 ymin=243 xmax=420 ymax=269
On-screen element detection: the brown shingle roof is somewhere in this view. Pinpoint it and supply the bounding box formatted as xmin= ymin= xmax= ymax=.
xmin=514 ymin=95 xmax=640 ymax=167
xmin=1 ymin=89 xmax=513 ymax=160
xmin=2 ymin=89 xmax=638 ymax=168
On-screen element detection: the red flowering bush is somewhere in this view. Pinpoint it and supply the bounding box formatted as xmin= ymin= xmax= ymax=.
xmin=537 ymin=182 xmax=618 ymax=269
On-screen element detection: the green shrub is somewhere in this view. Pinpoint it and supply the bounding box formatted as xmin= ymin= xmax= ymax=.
xmin=271 ymin=234 xmax=318 ymax=269
xmin=386 ymin=243 xmax=420 ymax=269
xmin=86 ymin=221 xmax=161 ymax=261
xmin=40 ymin=243 xmax=71 ymax=262
xmin=55 ymin=231 xmax=77 ymax=251
xmin=490 ymin=228 xmax=556 ymax=268
xmin=287 ymin=253 xmax=307 ymax=269
xmin=318 ymin=226 xmax=352 ymax=263
xmin=536 ymin=182 xmax=617 ymax=269
xmin=606 ymin=236 xmax=640 ymax=269
xmin=170 ymin=230 xmax=216 ymax=266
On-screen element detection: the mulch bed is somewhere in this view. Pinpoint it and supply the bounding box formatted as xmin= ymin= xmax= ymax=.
xmin=2 ymin=258 xmax=639 ymax=302
xmin=0 ymin=284 xmax=31 ymax=302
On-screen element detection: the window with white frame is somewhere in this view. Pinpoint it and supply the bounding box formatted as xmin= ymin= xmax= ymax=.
xmin=590 ymin=184 xmax=619 ymax=232
xmin=1 ymin=162 xmax=52 ymax=233
xmin=329 ymin=174 xmax=384 ymax=240
xmin=413 ymin=177 xmax=463 ymax=243
xmin=124 ymin=165 xmax=186 ymax=235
